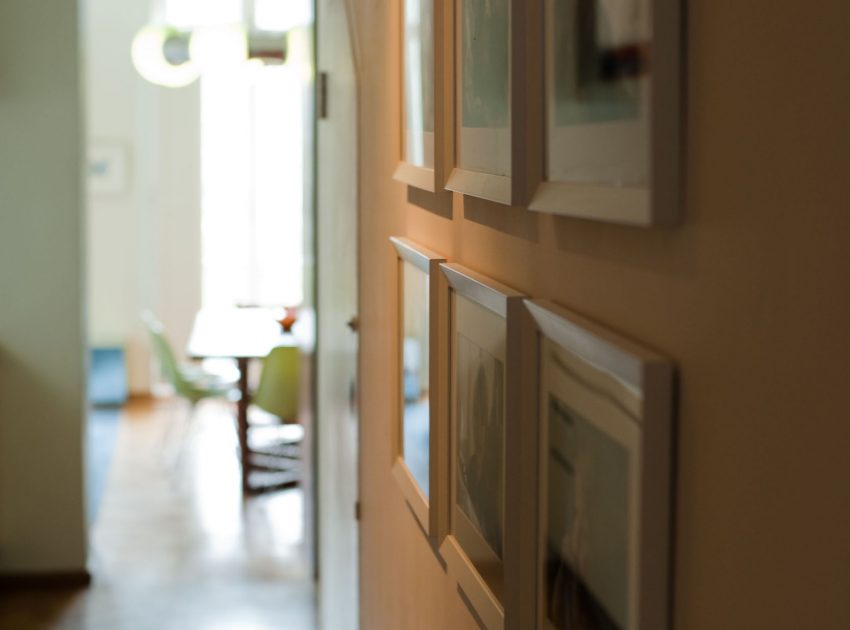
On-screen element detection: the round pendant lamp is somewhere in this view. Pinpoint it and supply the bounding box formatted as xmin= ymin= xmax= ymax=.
xmin=131 ymin=26 xmax=200 ymax=88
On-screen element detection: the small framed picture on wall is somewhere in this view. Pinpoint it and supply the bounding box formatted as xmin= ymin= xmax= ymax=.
xmin=394 ymin=0 xmax=454 ymax=192
xmin=515 ymin=299 xmax=676 ymax=630
xmin=88 ymin=142 xmax=130 ymax=196
xmin=389 ymin=237 xmax=448 ymax=539
xmin=439 ymin=263 xmax=525 ymax=630
xmin=445 ymin=0 xmax=517 ymax=205
xmin=522 ymin=0 xmax=684 ymax=225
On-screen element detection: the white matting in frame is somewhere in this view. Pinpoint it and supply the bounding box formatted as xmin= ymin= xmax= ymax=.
xmin=516 ymin=299 xmax=675 ymax=630
xmin=440 ymin=263 xmax=525 ymax=630
xmin=389 ymin=237 xmax=448 ymax=540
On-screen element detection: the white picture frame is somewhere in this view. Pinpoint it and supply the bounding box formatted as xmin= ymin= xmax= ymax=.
xmin=521 ymin=0 xmax=684 ymax=225
xmin=390 ymin=237 xmax=448 ymax=540
xmin=514 ymin=299 xmax=676 ymax=630
xmin=439 ymin=262 xmax=526 ymax=630
xmin=445 ymin=0 xmax=517 ymax=205
xmin=394 ymin=0 xmax=454 ymax=193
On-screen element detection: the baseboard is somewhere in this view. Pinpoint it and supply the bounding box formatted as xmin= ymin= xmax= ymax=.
xmin=0 ymin=569 xmax=92 ymax=590
xmin=127 ymin=392 xmax=155 ymax=402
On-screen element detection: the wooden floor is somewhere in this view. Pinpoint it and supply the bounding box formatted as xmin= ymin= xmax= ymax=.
xmin=0 ymin=398 xmax=316 ymax=629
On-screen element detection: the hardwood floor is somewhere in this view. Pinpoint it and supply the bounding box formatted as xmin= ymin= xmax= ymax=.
xmin=0 ymin=398 xmax=316 ymax=629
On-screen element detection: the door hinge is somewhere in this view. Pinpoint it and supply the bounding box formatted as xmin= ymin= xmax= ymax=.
xmin=317 ymin=72 xmax=329 ymax=119
xmin=355 ymin=500 xmax=362 ymax=521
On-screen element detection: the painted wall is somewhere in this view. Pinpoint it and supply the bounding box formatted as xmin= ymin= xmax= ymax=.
xmin=84 ymin=0 xmax=202 ymax=393
xmin=351 ymin=1 xmax=850 ymax=629
xmin=0 ymin=1 xmax=87 ymax=572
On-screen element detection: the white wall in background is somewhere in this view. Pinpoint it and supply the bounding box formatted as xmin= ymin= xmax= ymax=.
xmin=85 ymin=0 xmax=202 ymax=393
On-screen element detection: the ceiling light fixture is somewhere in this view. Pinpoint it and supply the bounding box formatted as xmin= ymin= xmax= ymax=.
xmin=131 ymin=26 xmax=200 ymax=88
xmin=131 ymin=24 xmax=287 ymax=88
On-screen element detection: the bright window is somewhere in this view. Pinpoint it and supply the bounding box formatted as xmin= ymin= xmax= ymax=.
xmin=200 ymin=29 xmax=311 ymax=309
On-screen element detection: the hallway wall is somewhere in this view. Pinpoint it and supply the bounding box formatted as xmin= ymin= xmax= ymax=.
xmin=352 ymin=1 xmax=850 ymax=629
xmin=0 ymin=1 xmax=87 ymax=572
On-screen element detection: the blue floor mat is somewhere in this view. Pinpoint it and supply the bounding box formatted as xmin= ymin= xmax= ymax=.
xmin=87 ymin=406 xmax=121 ymax=524
xmin=89 ymin=347 xmax=128 ymax=405
xmin=86 ymin=346 xmax=126 ymax=523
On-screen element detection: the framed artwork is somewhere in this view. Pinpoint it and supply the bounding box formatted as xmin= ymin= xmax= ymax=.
xmin=389 ymin=237 xmax=448 ymax=538
xmin=445 ymin=0 xmax=518 ymax=205
xmin=394 ymin=0 xmax=454 ymax=192
xmin=87 ymin=142 xmax=130 ymax=196
xmin=523 ymin=0 xmax=684 ymax=224
xmin=439 ymin=263 xmax=525 ymax=630
xmin=515 ymin=299 xmax=676 ymax=630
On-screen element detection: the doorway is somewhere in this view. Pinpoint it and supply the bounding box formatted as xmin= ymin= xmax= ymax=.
xmin=81 ymin=0 xmax=321 ymax=627
xmin=315 ymin=0 xmax=361 ymax=627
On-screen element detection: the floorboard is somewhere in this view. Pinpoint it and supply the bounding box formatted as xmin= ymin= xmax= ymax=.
xmin=0 ymin=397 xmax=316 ymax=630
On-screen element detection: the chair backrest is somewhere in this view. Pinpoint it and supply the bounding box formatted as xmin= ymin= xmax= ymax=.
xmin=252 ymin=345 xmax=300 ymax=422
xmin=141 ymin=312 xmax=193 ymax=396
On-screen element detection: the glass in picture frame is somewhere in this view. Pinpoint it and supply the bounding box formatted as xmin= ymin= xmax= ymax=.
xmin=541 ymin=337 xmax=639 ymax=630
xmin=526 ymin=0 xmax=684 ymax=224
xmin=453 ymin=293 xmax=507 ymax=597
xmin=395 ymin=0 xmax=454 ymax=193
xmin=389 ymin=237 xmax=447 ymax=540
xmin=402 ymin=0 xmax=436 ymax=170
xmin=518 ymin=299 xmax=676 ymax=630
xmin=401 ymin=259 xmax=432 ymax=495
xmin=439 ymin=262 xmax=525 ymax=630
xmin=445 ymin=0 xmax=515 ymax=205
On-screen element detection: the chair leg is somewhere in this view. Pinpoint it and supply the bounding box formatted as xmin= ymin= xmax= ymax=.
xmin=243 ymin=424 xmax=302 ymax=494
xmin=167 ymin=399 xmax=199 ymax=476
xmin=158 ymin=397 xmax=183 ymax=466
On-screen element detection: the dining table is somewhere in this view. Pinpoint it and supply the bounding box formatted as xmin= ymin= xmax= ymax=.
xmin=186 ymin=307 xmax=310 ymax=495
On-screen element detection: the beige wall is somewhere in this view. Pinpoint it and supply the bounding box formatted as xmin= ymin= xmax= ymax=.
xmin=0 ymin=1 xmax=87 ymax=572
xmin=352 ymin=1 xmax=850 ymax=629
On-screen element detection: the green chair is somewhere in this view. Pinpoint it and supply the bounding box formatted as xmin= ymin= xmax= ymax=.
xmin=142 ymin=311 xmax=237 ymax=469
xmin=252 ymin=344 xmax=299 ymax=421
xmin=246 ymin=344 xmax=302 ymax=489
xmin=142 ymin=311 xmax=235 ymax=405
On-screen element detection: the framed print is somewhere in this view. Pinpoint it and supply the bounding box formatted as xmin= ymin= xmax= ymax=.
xmin=439 ymin=263 xmax=525 ymax=630
xmin=87 ymin=142 xmax=129 ymax=196
xmin=524 ymin=0 xmax=683 ymax=225
xmin=445 ymin=0 xmax=518 ymax=205
xmin=389 ymin=237 xmax=448 ymax=539
xmin=394 ymin=0 xmax=454 ymax=192
xmin=516 ymin=299 xmax=675 ymax=630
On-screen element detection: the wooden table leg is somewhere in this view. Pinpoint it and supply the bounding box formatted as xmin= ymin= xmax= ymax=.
xmin=236 ymin=357 xmax=251 ymax=495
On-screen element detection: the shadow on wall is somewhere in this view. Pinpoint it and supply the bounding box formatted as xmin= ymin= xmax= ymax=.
xmin=551 ymin=211 xmax=699 ymax=278
xmin=407 ymin=187 xmax=454 ymax=220
xmin=462 ymin=195 xmax=539 ymax=243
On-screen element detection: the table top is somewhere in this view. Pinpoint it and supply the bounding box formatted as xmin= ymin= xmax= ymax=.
xmin=186 ymin=308 xmax=312 ymax=360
